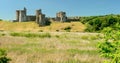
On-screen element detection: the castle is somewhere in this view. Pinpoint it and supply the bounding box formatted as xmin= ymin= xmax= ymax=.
xmin=56 ymin=11 xmax=67 ymax=22
xmin=15 ymin=7 xmax=48 ymax=26
xmin=14 ymin=7 xmax=80 ymax=26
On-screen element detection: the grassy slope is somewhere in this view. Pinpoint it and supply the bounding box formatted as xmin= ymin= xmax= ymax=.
xmin=0 ymin=21 xmax=106 ymax=63
xmin=0 ymin=21 xmax=86 ymax=32
xmin=0 ymin=32 xmax=105 ymax=63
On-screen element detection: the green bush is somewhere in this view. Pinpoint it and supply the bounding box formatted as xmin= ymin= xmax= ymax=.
xmin=0 ymin=49 xmax=11 ymax=63
xmin=98 ymin=27 xmax=120 ymax=63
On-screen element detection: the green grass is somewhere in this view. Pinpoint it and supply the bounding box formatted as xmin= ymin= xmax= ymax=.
xmin=0 ymin=32 xmax=105 ymax=63
xmin=10 ymin=32 xmax=51 ymax=38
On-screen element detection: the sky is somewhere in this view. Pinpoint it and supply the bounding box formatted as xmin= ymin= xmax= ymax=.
xmin=0 ymin=0 xmax=120 ymax=20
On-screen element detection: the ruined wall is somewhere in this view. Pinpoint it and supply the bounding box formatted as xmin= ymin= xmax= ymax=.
xmin=16 ymin=8 xmax=27 ymax=22
xmin=39 ymin=14 xmax=46 ymax=26
xmin=56 ymin=11 xmax=67 ymax=22
xmin=67 ymin=17 xmax=80 ymax=22
xmin=19 ymin=10 xmax=27 ymax=22
xmin=15 ymin=8 xmax=80 ymax=25
xmin=27 ymin=15 xmax=36 ymax=21
xmin=36 ymin=9 xmax=41 ymax=24
xmin=35 ymin=9 xmax=47 ymax=26
xmin=15 ymin=8 xmax=48 ymax=26
xmin=16 ymin=10 xmax=19 ymax=22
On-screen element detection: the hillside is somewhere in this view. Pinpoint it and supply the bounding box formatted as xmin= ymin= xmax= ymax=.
xmin=0 ymin=21 xmax=86 ymax=32
xmin=0 ymin=32 xmax=105 ymax=63
xmin=80 ymin=14 xmax=120 ymax=32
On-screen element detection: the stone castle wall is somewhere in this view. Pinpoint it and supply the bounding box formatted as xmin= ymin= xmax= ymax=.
xmin=27 ymin=15 xmax=36 ymax=21
xmin=15 ymin=8 xmax=47 ymax=26
xmin=15 ymin=7 xmax=80 ymax=26
xmin=16 ymin=8 xmax=27 ymax=22
xmin=56 ymin=11 xmax=67 ymax=22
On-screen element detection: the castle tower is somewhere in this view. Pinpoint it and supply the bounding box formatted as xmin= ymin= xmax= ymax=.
xmin=15 ymin=8 xmax=48 ymax=26
xmin=56 ymin=11 xmax=67 ymax=22
xmin=19 ymin=10 xmax=27 ymax=22
xmin=16 ymin=10 xmax=19 ymax=21
xmin=39 ymin=14 xmax=46 ymax=26
xmin=24 ymin=7 xmax=27 ymax=17
xmin=16 ymin=7 xmax=27 ymax=22
xmin=36 ymin=9 xmax=41 ymax=24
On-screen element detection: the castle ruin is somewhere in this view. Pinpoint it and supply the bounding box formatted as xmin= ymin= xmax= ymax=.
xmin=15 ymin=7 xmax=80 ymax=26
xmin=15 ymin=7 xmax=47 ymax=26
xmin=56 ymin=11 xmax=67 ymax=22
xmin=16 ymin=7 xmax=27 ymax=22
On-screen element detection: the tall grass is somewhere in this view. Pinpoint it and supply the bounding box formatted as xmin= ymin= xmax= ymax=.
xmin=10 ymin=32 xmax=51 ymax=38
xmin=0 ymin=32 xmax=105 ymax=63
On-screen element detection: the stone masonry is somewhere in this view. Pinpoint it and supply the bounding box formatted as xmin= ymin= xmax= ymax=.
xmin=16 ymin=7 xmax=27 ymax=22
xmin=16 ymin=7 xmax=47 ymax=26
xmin=15 ymin=7 xmax=80 ymax=26
xmin=56 ymin=11 xmax=67 ymax=22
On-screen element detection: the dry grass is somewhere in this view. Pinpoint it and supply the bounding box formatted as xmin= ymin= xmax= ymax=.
xmin=0 ymin=21 xmax=40 ymax=32
xmin=0 ymin=21 xmax=86 ymax=32
xmin=47 ymin=22 xmax=86 ymax=32
xmin=0 ymin=32 xmax=106 ymax=63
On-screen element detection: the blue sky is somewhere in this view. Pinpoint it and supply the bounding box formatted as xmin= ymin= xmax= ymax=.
xmin=0 ymin=0 xmax=120 ymax=20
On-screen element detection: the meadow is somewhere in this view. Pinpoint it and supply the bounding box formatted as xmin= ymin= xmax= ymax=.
xmin=0 ymin=21 xmax=85 ymax=32
xmin=0 ymin=31 xmax=106 ymax=63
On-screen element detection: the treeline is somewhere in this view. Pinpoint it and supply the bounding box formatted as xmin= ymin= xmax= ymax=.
xmin=80 ymin=14 xmax=120 ymax=62
xmin=80 ymin=14 xmax=120 ymax=32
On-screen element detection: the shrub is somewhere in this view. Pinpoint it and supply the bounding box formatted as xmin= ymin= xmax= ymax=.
xmin=38 ymin=30 xmax=43 ymax=32
xmin=0 ymin=49 xmax=11 ymax=63
xmin=45 ymin=19 xmax=51 ymax=26
xmin=98 ymin=27 xmax=120 ymax=63
xmin=64 ymin=26 xmax=71 ymax=32
xmin=56 ymin=30 xmax=59 ymax=32
xmin=0 ymin=33 xmax=5 ymax=37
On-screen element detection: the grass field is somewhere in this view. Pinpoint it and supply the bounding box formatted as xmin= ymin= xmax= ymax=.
xmin=0 ymin=21 xmax=85 ymax=32
xmin=0 ymin=21 xmax=107 ymax=63
xmin=0 ymin=32 xmax=106 ymax=63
